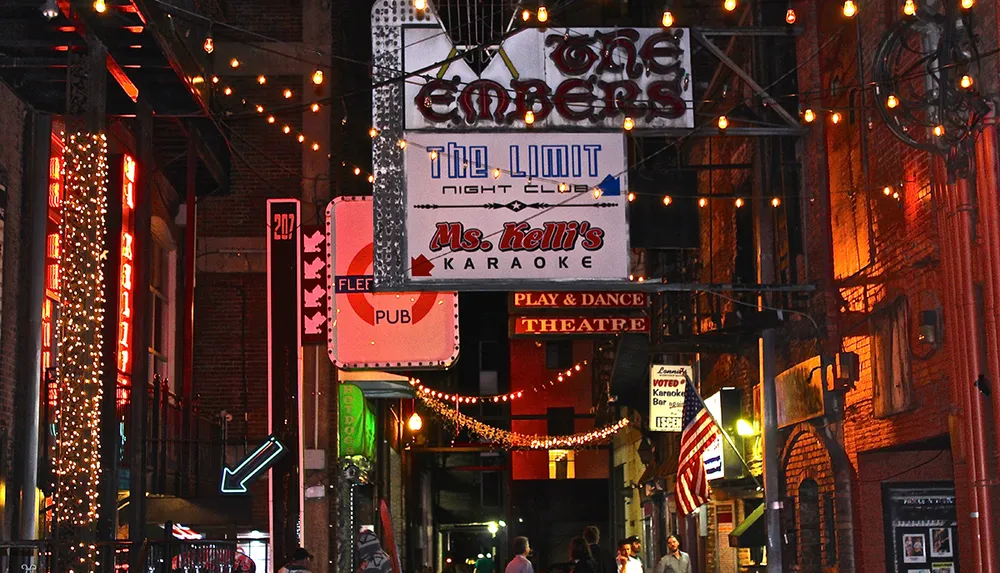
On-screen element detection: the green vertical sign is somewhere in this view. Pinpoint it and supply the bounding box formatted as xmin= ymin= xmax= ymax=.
xmin=339 ymin=384 xmax=376 ymax=459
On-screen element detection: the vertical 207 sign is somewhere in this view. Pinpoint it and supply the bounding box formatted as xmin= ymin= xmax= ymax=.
xmin=402 ymin=132 xmax=628 ymax=289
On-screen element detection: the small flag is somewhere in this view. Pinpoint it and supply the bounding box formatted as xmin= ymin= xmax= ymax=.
xmin=676 ymin=381 xmax=718 ymax=515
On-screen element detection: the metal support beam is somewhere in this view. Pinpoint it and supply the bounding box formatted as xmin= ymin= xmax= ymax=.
xmin=639 ymin=126 xmax=804 ymax=138
xmin=694 ymin=26 xmax=803 ymax=37
xmin=692 ymin=30 xmax=802 ymax=130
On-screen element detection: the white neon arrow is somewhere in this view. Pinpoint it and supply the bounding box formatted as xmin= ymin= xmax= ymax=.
xmin=220 ymin=435 xmax=286 ymax=494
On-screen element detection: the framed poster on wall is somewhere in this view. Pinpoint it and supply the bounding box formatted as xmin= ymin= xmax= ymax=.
xmin=882 ymin=483 xmax=959 ymax=573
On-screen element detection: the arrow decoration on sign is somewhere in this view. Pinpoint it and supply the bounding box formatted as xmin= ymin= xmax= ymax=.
xmin=412 ymin=254 xmax=434 ymax=277
xmin=596 ymin=174 xmax=621 ymax=196
xmin=303 ymin=230 xmax=325 ymax=253
xmin=221 ymin=435 xmax=286 ymax=494
xmin=304 ymin=256 xmax=324 ymax=280
xmin=304 ymin=284 xmax=325 ymax=308
xmin=304 ymin=312 xmax=326 ymax=334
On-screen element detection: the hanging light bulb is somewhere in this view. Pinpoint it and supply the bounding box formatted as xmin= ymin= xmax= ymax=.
xmin=662 ymin=10 xmax=674 ymax=27
xmin=522 ymin=8 xmax=531 ymax=20
xmin=830 ymin=112 xmax=842 ymax=124
xmin=223 ymin=87 xmax=232 ymax=95
xmin=369 ymin=127 xmax=380 ymax=138
xmin=593 ymin=187 xmax=603 ymax=199
xmin=662 ymin=195 xmax=672 ymax=206
xmin=718 ymin=115 xmax=729 ymax=130
xmin=558 ymin=183 xmax=569 ymax=192
xmin=698 ymin=197 xmax=708 ymax=208
xmin=524 ymin=110 xmax=535 ymax=125
xmin=312 ymin=142 xmax=320 ymax=151
xmin=354 ymin=167 xmax=362 ymax=175
xmin=623 ymin=116 xmax=635 ymax=131
xmin=398 ymin=139 xmax=408 ymax=149
xmin=203 ymin=36 xmax=215 ymax=54
xmin=283 ymin=89 xmax=293 ymax=99
xmin=230 ymin=58 xmax=241 ymax=68
xmin=842 ymin=0 xmax=857 ymax=17
xmin=414 ymin=0 xmax=427 ymax=9
xmin=960 ymin=75 xmax=973 ymax=89
xmin=267 ymin=115 xmax=275 ymax=123
xmin=257 ymin=75 xmax=267 ymax=85
xmin=886 ymin=94 xmax=899 ymax=108
xmin=724 ymin=0 xmax=737 ymax=11
xmin=903 ymin=0 xmax=915 ymax=15
xmin=771 ymin=197 xmax=782 ymax=207
xmin=803 ymin=109 xmax=816 ymax=123
xmin=311 ymin=103 xmax=321 ymax=112
xmin=537 ymin=3 xmax=549 ymax=22
xmin=297 ymin=134 xmax=306 ymax=143
xmin=312 ymin=69 xmax=324 ymax=85
xmin=493 ymin=168 xmax=501 ymax=179
xmin=368 ymin=175 xmax=375 ymax=183
xmin=408 ymin=412 xmax=423 ymax=432
xmin=961 ymin=0 xmax=973 ymax=8
xmin=255 ymin=104 xmax=264 ymax=113
xmin=429 ymin=150 xmax=438 ymax=160
xmin=734 ymin=197 xmax=745 ymax=208
xmin=892 ymin=191 xmax=900 ymax=200
xmin=283 ymin=125 xmax=291 ymax=134
xmin=93 ymin=0 xmax=107 ymax=13
xmin=933 ymin=125 xmax=944 ymax=137
xmin=41 ymin=0 xmax=59 ymax=19
xmin=628 ymin=192 xmax=636 ymax=202
xmin=883 ymin=186 xmax=893 ymax=196
xmin=212 ymin=76 xmax=219 ymax=84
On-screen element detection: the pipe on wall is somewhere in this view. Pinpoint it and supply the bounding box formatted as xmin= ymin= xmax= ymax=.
xmin=933 ymin=160 xmax=982 ymax=573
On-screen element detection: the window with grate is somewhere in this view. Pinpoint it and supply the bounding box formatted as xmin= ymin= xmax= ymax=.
xmin=545 ymin=340 xmax=573 ymax=370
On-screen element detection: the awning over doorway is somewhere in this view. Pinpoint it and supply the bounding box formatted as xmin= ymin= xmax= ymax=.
xmin=339 ymin=370 xmax=415 ymax=399
xmin=728 ymin=502 xmax=766 ymax=548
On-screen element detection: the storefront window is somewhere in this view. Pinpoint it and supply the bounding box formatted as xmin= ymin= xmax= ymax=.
xmin=882 ymin=483 xmax=958 ymax=573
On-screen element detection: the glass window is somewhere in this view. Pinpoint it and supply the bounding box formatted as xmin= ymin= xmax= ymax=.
xmin=545 ymin=340 xmax=573 ymax=370
xmin=148 ymin=240 xmax=174 ymax=390
xmin=548 ymin=450 xmax=575 ymax=480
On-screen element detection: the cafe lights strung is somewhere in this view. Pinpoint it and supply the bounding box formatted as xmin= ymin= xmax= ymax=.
xmin=54 ymin=132 xmax=110 ymax=571
xmin=418 ymin=393 xmax=629 ymax=449
xmin=409 ymin=361 xmax=588 ymax=403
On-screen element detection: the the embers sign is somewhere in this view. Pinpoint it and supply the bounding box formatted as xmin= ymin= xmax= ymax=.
xmin=403 ymin=27 xmax=693 ymax=130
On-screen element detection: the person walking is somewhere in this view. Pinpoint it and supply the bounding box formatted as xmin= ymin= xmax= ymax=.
xmin=615 ymin=540 xmax=638 ymax=573
xmin=506 ymin=537 xmax=533 ymax=573
xmin=654 ymin=536 xmax=691 ymax=573
xmin=582 ymin=526 xmax=616 ymax=573
xmin=569 ymin=537 xmax=598 ymax=573
xmin=277 ymin=548 xmax=313 ymax=573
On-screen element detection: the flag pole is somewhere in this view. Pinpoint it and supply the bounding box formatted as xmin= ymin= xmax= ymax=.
xmin=684 ymin=372 xmax=762 ymax=489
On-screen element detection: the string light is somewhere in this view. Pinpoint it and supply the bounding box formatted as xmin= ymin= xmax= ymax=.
xmin=283 ymin=125 xmax=292 ymax=134
xmin=892 ymin=190 xmax=900 ymax=200
xmin=211 ymin=76 xmax=219 ymax=84
xmin=903 ymin=0 xmax=915 ymax=15
xmin=311 ymin=103 xmax=321 ymax=112
xmin=94 ymin=0 xmax=106 ymax=13
xmin=369 ymin=127 xmax=380 ymax=138
xmin=298 ymin=134 xmax=306 ymax=143
xmin=522 ymin=8 xmax=531 ymax=20
xmin=558 ymin=182 xmax=569 ymax=192
xmin=398 ymin=139 xmax=408 ymax=149
xmin=960 ymin=75 xmax=973 ymax=89
xmin=734 ymin=197 xmax=744 ymax=208
xmin=267 ymin=116 xmax=275 ymax=124
xmin=283 ymin=89 xmax=293 ymax=99
xmin=203 ymin=36 xmax=214 ymax=53
xmin=724 ymin=0 xmax=737 ymax=11
xmin=803 ymin=109 xmax=816 ymax=123
xmin=312 ymin=69 xmax=324 ymax=85
xmin=493 ymin=168 xmax=501 ymax=179
xmin=623 ymin=116 xmax=635 ymax=131
xmin=961 ymin=0 xmax=973 ymax=8
xmin=886 ymin=94 xmax=899 ymax=108
xmin=255 ymin=105 xmax=264 ymax=113
xmin=785 ymin=8 xmax=796 ymax=23
xmin=368 ymin=174 xmax=375 ymax=183
xmin=257 ymin=75 xmax=267 ymax=85
xmin=223 ymin=87 xmax=232 ymax=96
xmin=312 ymin=142 xmax=321 ymax=151
xmin=414 ymin=0 xmax=427 ymax=10
xmin=662 ymin=10 xmax=674 ymax=27
xmin=417 ymin=394 xmax=628 ymax=449
xmin=771 ymin=197 xmax=782 ymax=207
xmin=230 ymin=58 xmax=241 ymax=68
xmin=883 ymin=186 xmax=893 ymax=196
xmin=354 ymin=167 xmax=361 ymax=175
xmin=537 ymin=3 xmax=549 ymax=22
xmin=663 ymin=195 xmax=672 ymax=206
xmin=933 ymin=125 xmax=944 ymax=137
xmin=55 ymin=132 xmax=109 ymax=572
xmin=628 ymin=192 xmax=636 ymax=202
xmin=524 ymin=110 xmax=535 ymax=125
xmin=410 ymin=362 xmax=588 ymax=404
xmin=429 ymin=150 xmax=439 ymax=160
xmin=717 ymin=115 xmax=729 ymax=130
xmin=842 ymin=0 xmax=857 ymax=17
xmin=593 ymin=187 xmax=603 ymax=199
xmin=699 ymin=197 xmax=708 ymax=208
xmin=830 ymin=112 xmax=842 ymax=124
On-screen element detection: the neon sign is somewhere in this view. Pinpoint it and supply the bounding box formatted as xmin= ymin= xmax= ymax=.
xmin=117 ymin=155 xmax=136 ymax=393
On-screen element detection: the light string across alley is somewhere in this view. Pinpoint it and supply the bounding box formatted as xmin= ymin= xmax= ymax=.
xmin=417 ymin=392 xmax=629 ymax=449
xmin=408 ymin=360 xmax=588 ymax=403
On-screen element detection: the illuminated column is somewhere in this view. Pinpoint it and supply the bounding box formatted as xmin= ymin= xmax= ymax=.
xmin=54 ymin=132 xmax=109 ymax=570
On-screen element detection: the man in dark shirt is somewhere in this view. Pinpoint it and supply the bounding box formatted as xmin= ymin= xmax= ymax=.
xmin=582 ymin=526 xmax=617 ymax=573
xmin=655 ymin=535 xmax=691 ymax=573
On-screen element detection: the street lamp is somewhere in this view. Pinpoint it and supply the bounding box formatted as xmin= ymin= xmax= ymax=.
xmin=407 ymin=412 xmax=423 ymax=432
xmin=488 ymin=522 xmax=499 ymax=535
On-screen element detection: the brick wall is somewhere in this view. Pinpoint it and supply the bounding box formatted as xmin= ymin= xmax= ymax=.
xmin=0 ymin=83 xmax=26 ymax=538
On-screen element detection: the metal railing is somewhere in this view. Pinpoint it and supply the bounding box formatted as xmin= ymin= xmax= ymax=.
xmin=0 ymin=540 xmax=243 ymax=573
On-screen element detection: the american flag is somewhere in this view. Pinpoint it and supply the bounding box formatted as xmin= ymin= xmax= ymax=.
xmin=675 ymin=380 xmax=718 ymax=515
